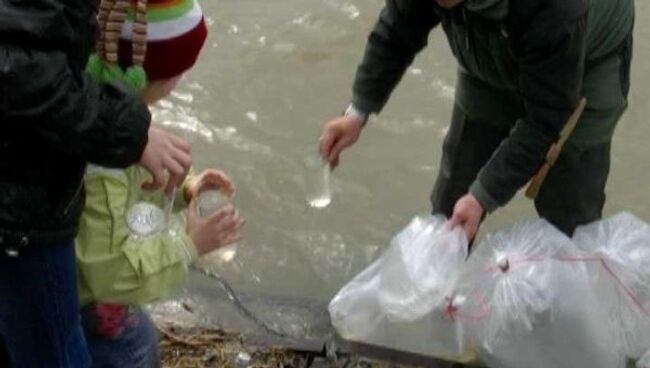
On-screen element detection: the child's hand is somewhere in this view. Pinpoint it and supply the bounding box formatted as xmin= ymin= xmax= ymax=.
xmin=139 ymin=126 xmax=192 ymax=194
xmin=184 ymin=169 xmax=235 ymax=203
xmin=186 ymin=203 xmax=244 ymax=256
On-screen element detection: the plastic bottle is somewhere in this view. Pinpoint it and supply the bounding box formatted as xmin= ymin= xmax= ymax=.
xmin=304 ymin=153 xmax=332 ymax=208
xmin=233 ymin=351 xmax=251 ymax=368
xmin=126 ymin=201 xmax=166 ymax=236
xmin=196 ymin=188 xmax=237 ymax=262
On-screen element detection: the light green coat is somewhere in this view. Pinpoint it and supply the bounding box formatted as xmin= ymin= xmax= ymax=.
xmin=76 ymin=165 xmax=197 ymax=306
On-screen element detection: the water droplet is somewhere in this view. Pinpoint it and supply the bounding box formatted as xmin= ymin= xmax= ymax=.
xmin=245 ymin=111 xmax=258 ymax=123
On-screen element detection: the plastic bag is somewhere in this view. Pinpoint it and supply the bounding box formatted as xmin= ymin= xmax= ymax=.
xmin=377 ymin=215 xmax=468 ymax=321
xmin=574 ymin=212 xmax=650 ymax=359
xmin=329 ymin=215 xmax=471 ymax=360
xmin=456 ymin=219 xmax=622 ymax=368
xmin=638 ymin=350 xmax=650 ymax=368
xmin=327 ymin=258 xmax=384 ymax=341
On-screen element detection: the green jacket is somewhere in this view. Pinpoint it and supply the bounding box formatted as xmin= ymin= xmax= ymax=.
xmin=352 ymin=0 xmax=634 ymax=211
xmin=76 ymin=165 xmax=197 ymax=306
xmin=446 ymin=0 xmax=633 ymax=144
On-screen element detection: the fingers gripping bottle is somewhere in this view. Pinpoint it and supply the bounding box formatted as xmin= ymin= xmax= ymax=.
xmin=195 ymin=187 xmax=237 ymax=263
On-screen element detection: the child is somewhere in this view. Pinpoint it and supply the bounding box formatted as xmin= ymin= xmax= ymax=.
xmin=75 ymin=0 xmax=243 ymax=366
xmin=0 ymin=1 xmax=192 ymax=366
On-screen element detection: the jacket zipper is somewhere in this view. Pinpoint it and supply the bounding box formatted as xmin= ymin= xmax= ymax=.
xmin=62 ymin=177 xmax=84 ymax=216
xmin=462 ymin=8 xmax=470 ymax=50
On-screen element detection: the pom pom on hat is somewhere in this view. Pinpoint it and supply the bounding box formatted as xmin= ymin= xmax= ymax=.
xmin=86 ymin=53 xmax=105 ymax=81
xmin=87 ymin=0 xmax=207 ymax=90
xmin=123 ymin=65 xmax=148 ymax=90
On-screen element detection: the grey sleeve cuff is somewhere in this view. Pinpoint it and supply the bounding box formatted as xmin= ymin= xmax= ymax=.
xmin=469 ymin=180 xmax=500 ymax=213
xmin=345 ymin=103 xmax=370 ymax=127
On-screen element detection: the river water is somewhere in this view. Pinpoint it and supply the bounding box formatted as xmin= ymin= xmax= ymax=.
xmin=150 ymin=0 xmax=650 ymax=341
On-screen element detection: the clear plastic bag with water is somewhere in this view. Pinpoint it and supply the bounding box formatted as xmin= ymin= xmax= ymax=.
xmin=637 ymin=350 xmax=650 ymax=368
xmin=573 ymin=212 xmax=650 ymax=360
xmin=457 ymin=219 xmax=623 ymax=368
xmin=329 ymin=215 xmax=472 ymax=361
xmin=377 ymin=215 xmax=468 ymax=321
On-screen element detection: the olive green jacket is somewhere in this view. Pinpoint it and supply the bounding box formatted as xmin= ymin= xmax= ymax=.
xmin=352 ymin=0 xmax=634 ymax=211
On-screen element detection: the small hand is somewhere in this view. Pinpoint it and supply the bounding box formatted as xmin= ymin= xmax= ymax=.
xmin=186 ymin=203 xmax=245 ymax=256
xmin=447 ymin=193 xmax=484 ymax=241
xmin=184 ymin=169 xmax=235 ymax=203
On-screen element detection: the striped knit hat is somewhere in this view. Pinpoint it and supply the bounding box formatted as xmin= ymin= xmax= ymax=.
xmin=87 ymin=0 xmax=208 ymax=90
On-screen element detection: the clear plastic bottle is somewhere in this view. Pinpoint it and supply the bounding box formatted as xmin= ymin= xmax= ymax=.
xmin=196 ymin=189 xmax=229 ymax=218
xmin=196 ymin=188 xmax=237 ymax=262
xmin=304 ymin=152 xmax=332 ymax=209
xmin=126 ymin=201 xmax=166 ymax=237
xmin=233 ymin=351 xmax=251 ymax=368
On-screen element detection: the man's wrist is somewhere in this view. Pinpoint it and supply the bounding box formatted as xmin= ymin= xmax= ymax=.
xmin=344 ymin=103 xmax=369 ymax=127
xmin=469 ymin=180 xmax=499 ymax=213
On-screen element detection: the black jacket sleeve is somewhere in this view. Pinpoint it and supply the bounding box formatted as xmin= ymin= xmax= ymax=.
xmin=469 ymin=0 xmax=588 ymax=211
xmin=1 ymin=46 xmax=150 ymax=168
xmin=351 ymin=0 xmax=441 ymax=113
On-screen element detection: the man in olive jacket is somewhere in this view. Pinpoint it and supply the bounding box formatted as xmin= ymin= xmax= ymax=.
xmin=0 ymin=1 xmax=193 ymax=366
xmin=319 ymin=0 xmax=634 ymax=240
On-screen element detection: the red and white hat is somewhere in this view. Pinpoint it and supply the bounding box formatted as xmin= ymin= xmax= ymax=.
xmin=116 ymin=0 xmax=208 ymax=82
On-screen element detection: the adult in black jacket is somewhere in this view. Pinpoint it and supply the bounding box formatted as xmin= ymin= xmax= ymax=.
xmin=319 ymin=0 xmax=633 ymax=240
xmin=0 ymin=0 xmax=193 ymax=366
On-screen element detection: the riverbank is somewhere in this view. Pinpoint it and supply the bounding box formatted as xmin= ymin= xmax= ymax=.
xmin=151 ymin=299 xmax=410 ymax=368
xmin=156 ymin=321 xmax=402 ymax=367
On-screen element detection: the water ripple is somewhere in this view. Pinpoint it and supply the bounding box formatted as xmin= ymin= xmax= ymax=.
xmin=151 ymin=93 xmax=213 ymax=142
xmin=211 ymin=126 xmax=272 ymax=156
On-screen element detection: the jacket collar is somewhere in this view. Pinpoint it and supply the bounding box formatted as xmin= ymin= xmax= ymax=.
xmin=464 ymin=0 xmax=509 ymax=21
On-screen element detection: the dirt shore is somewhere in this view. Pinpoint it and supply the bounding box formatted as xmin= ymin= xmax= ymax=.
xmin=157 ymin=323 xmax=406 ymax=368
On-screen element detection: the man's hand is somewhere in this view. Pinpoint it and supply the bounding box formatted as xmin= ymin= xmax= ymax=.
xmin=319 ymin=115 xmax=363 ymax=168
xmin=184 ymin=169 xmax=235 ymax=203
xmin=448 ymin=193 xmax=484 ymax=241
xmin=139 ymin=126 xmax=192 ymax=194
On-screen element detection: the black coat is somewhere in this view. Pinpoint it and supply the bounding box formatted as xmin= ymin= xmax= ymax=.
xmin=0 ymin=0 xmax=151 ymax=250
